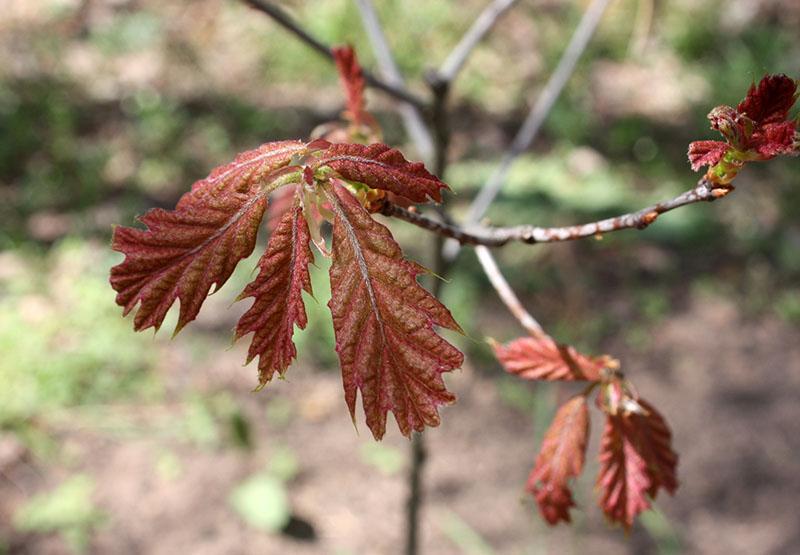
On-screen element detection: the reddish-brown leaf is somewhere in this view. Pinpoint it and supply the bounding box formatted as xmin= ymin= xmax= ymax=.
xmin=324 ymin=180 xmax=463 ymax=439
xmin=235 ymin=201 xmax=314 ymax=384
xmin=110 ymin=140 xmax=306 ymax=333
xmin=597 ymin=399 xmax=678 ymax=529
xmin=737 ymin=74 xmax=798 ymax=126
xmin=315 ymin=143 xmax=447 ymax=203
xmin=687 ymin=140 xmax=730 ymax=171
xmin=332 ymin=45 xmax=375 ymax=128
xmin=753 ymin=121 xmax=798 ymax=158
xmin=492 ymin=336 xmax=603 ymax=381
xmin=266 ymin=184 xmax=298 ymax=233
xmin=527 ymin=395 xmax=590 ymax=525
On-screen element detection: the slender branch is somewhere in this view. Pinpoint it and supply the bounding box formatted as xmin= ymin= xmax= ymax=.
xmin=432 ymin=0 xmax=519 ymax=85
xmin=353 ymin=0 xmax=435 ymax=164
xmin=241 ymin=0 xmax=429 ymax=111
xmin=444 ymin=0 xmax=612 ymax=258
xmin=475 ymin=245 xmax=545 ymax=336
xmin=383 ymin=178 xmax=729 ymax=247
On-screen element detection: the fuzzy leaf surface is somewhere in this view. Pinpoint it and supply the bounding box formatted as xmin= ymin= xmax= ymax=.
xmin=315 ymin=143 xmax=447 ymax=203
xmin=597 ymin=399 xmax=678 ymax=529
xmin=687 ymin=140 xmax=730 ymax=171
xmin=110 ymin=140 xmax=306 ymax=333
xmin=332 ymin=45 xmax=374 ymax=128
xmin=235 ymin=202 xmax=314 ymax=384
xmin=493 ymin=336 xmax=602 ymax=381
xmin=737 ymin=73 xmax=798 ymax=126
xmin=527 ymin=395 xmax=590 ymax=525
xmin=325 ymin=181 xmax=463 ymax=439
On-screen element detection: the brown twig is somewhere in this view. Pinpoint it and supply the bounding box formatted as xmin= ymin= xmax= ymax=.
xmin=383 ymin=178 xmax=728 ymax=247
xmin=444 ymin=0 xmax=612 ymax=259
xmin=241 ymin=0 xmax=429 ymax=111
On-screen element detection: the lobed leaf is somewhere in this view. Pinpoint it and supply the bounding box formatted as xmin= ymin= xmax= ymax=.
xmin=315 ymin=142 xmax=447 ymax=203
xmin=492 ymin=335 xmax=603 ymax=381
xmin=332 ymin=45 xmax=375 ymax=128
xmin=235 ymin=201 xmax=314 ymax=385
xmin=110 ymin=140 xmax=306 ymax=333
xmin=737 ymin=74 xmax=798 ymax=126
xmin=597 ymin=399 xmax=678 ymax=529
xmin=527 ymin=395 xmax=590 ymax=525
xmin=324 ymin=180 xmax=463 ymax=439
xmin=753 ymin=121 xmax=798 ymax=158
xmin=687 ymin=140 xmax=730 ymax=172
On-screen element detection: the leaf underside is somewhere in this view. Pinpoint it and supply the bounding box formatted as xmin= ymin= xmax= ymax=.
xmin=493 ymin=336 xmax=602 ymax=381
xmin=110 ymin=140 xmax=306 ymax=334
xmin=527 ymin=395 xmax=590 ymax=524
xmin=316 ymin=143 xmax=447 ymax=204
xmin=235 ymin=201 xmax=314 ymax=384
xmin=597 ymin=399 xmax=678 ymax=529
xmin=325 ymin=180 xmax=463 ymax=439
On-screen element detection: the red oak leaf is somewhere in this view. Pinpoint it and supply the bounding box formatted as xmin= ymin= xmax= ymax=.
xmin=324 ymin=180 xmax=463 ymax=439
xmin=527 ymin=395 xmax=590 ymax=524
xmin=492 ymin=335 xmax=604 ymax=381
xmin=266 ymin=184 xmax=298 ymax=233
xmin=235 ymin=201 xmax=314 ymax=385
xmin=737 ymin=73 xmax=798 ymax=126
xmin=753 ymin=121 xmax=797 ymax=158
xmin=597 ymin=399 xmax=678 ymax=529
xmin=110 ymin=140 xmax=306 ymax=333
xmin=687 ymin=140 xmax=730 ymax=171
xmin=315 ymin=142 xmax=447 ymax=203
xmin=689 ymin=74 xmax=798 ymax=176
xmin=332 ymin=45 xmax=376 ymax=129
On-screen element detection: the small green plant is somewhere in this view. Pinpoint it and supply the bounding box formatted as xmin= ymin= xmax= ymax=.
xmin=13 ymin=475 xmax=104 ymax=554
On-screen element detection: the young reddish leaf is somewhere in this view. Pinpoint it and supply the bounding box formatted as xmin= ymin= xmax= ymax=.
xmin=315 ymin=143 xmax=447 ymax=203
xmin=687 ymin=140 xmax=730 ymax=172
xmin=332 ymin=45 xmax=376 ymax=129
xmin=492 ymin=336 xmax=603 ymax=381
xmin=754 ymin=121 xmax=798 ymax=158
xmin=597 ymin=399 xmax=678 ymax=529
xmin=266 ymin=184 xmax=298 ymax=233
xmin=689 ymin=74 xmax=799 ymax=180
xmin=235 ymin=201 xmax=314 ymax=385
xmin=737 ymin=74 xmax=798 ymax=126
xmin=110 ymin=140 xmax=306 ymax=334
xmin=527 ymin=395 xmax=590 ymax=525
xmin=324 ymin=180 xmax=463 ymax=439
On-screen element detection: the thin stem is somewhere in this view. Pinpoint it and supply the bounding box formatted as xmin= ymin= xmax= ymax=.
xmin=444 ymin=0 xmax=612 ymax=259
xmin=353 ymin=0 xmax=435 ymax=164
xmin=382 ymin=178 xmax=728 ymax=247
xmin=433 ymin=0 xmax=519 ymax=85
xmin=405 ymin=432 xmax=426 ymax=555
xmin=241 ymin=0 xmax=428 ymax=111
xmin=475 ymin=245 xmax=545 ymax=337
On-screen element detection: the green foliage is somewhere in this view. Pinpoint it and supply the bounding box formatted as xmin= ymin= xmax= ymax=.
xmin=229 ymin=474 xmax=291 ymax=533
xmin=359 ymin=442 xmax=404 ymax=476
xmin=13 ymin=475 xmax=104 ymax=554
xmin=0 ymin=241 xmax=158 ymax=429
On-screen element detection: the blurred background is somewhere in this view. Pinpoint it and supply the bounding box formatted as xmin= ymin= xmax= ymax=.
xmin=1 ymin=0 xmax=799 ymax=553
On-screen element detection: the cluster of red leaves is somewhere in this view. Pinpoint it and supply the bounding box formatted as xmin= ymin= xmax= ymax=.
xmin=110 ymin=137 xmax=461 ymax=440
xmin=688 ymin=74 xmax=799 ymax=184
xmin=110 ymin=38 xmax=790 ymax=535
xmin=493 ymin=335 xmax=678 ymax=529
xmin=110 ymin=47 xmax=463 ymax=440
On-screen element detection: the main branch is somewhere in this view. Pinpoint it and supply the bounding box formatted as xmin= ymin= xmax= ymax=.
xmin=382 ymin=178 xmax=729 ymax=247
